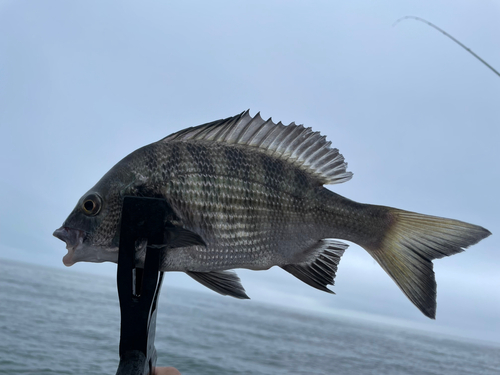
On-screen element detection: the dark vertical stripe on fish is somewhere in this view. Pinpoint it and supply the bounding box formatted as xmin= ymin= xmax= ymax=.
xmin=167 ymin=143 xmax=181 ymax=176
xmin=260 ymin=152 xmax=284 ymax=218
xmin=292 ymin=167 xmax=307 ymax=213
xmin=224 ymin=145 xmax=254 ymax=230
xmin=146 ymin=145 xmax=159 ymax=175
xmin=186 ymin=143 xmax=211 ymax=178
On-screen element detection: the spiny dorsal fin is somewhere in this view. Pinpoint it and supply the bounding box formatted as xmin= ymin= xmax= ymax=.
xmin=162 ymin=110 xmax=353 ymax=185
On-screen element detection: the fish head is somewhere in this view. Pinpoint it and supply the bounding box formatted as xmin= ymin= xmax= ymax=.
xmin=53 ymin=165 xmax=137 ymax=267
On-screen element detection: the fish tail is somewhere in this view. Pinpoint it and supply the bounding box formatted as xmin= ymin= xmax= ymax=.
xmin=364 ymin=207 xmax=491 ymax=319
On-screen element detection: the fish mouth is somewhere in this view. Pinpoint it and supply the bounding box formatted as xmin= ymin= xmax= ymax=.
xmin=53 ymin=227 xmax=85 ymax=267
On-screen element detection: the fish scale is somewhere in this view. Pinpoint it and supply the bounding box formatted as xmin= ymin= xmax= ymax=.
xmin=54 ymin=110 xmax=491 ymax=318
xmin=158 ymin=142 xmax=317 ymax=271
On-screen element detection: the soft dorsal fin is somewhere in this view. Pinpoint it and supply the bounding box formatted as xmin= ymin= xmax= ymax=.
xmin=162 ymin=110 xmax=353 ymax=185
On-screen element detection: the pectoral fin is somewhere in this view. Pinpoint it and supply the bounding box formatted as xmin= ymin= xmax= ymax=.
xmin=165 ymin=225 xmax=207 ymax=248
xmin=186 ymin=270 xmax=250 ymax=299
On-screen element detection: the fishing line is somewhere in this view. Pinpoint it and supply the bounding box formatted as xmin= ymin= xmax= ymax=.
xmin=393 ymin=16 xmax=500 ymax=78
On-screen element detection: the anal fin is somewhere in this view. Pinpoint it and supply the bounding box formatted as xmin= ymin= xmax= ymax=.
xmin=186 ymin=270 xmax=250 ymax=299
xmin=281 ymin=239 xmax=347 ymax=293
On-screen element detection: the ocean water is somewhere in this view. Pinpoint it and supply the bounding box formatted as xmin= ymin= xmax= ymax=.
xmin=0 ymin=259 xmax=498 ymax=375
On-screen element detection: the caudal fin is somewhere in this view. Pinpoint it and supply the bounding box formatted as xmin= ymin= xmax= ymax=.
xmin=366 ymin=208 xmax=491 ymax=319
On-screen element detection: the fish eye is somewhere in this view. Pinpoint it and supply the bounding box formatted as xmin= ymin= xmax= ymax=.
xmin=81 ymin=193 xmax=102 ymax=216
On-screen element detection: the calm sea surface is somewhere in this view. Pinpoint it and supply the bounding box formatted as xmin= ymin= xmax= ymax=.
xmin=0 ymin=259 xmax=498 ymax=375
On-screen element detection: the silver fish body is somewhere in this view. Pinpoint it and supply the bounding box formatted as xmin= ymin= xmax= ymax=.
xmin=54 ymin=111 xmax=491 ymax=318
xmin=124 ymin=141 xmax=375 ymax=272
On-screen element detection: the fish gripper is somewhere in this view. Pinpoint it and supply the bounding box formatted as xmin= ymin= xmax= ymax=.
xmin=115 ymin=196 xmax=171 ymax=375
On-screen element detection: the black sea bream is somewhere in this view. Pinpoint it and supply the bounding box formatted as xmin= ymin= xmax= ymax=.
xmin=54 ymin=111 xmax=491 ymax=318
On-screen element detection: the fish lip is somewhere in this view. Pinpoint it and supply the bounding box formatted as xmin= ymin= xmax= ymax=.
xmin=53 ymin=227 xmax=86 ymax=267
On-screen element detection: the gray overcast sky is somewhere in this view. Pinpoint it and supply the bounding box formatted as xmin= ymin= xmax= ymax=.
xmin=0 ymin=1 xmax=499 ymax=343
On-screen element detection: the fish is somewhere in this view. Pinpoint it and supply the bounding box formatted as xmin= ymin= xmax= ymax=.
xmin=53 ymin=110 xmax=491 ymax=319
